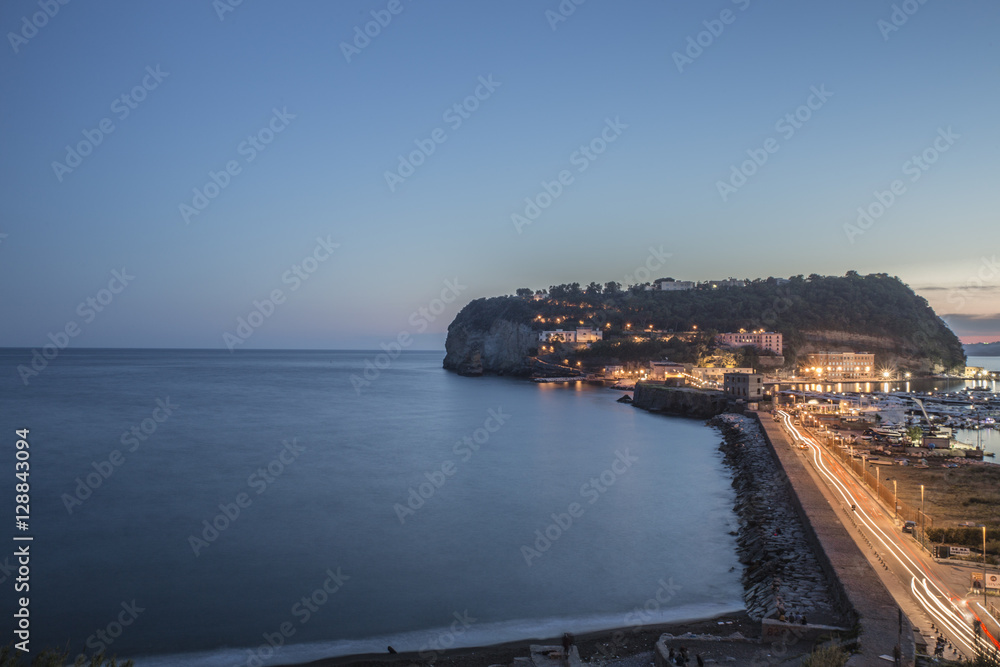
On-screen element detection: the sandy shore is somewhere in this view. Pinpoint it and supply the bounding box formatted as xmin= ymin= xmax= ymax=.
xmin=281 ymin=612 xmax=756 ymax=667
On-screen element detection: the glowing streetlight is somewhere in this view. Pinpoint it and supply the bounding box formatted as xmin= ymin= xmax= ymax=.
xmin=982 ymin=525 xmax=988 ymax=603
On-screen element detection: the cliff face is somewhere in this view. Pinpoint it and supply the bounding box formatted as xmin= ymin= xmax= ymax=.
xmin=630 ymin=384 xmax=728 ymax=419
xmin=443 ymin=318 xmax=536 ymax=376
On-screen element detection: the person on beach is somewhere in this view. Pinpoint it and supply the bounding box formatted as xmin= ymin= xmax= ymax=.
xmin=561 ymin=632 xmax=574 ymax=666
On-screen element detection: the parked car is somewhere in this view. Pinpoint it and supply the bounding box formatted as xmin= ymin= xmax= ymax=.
xmin=903 ymin=521 xmax=916 ymax=534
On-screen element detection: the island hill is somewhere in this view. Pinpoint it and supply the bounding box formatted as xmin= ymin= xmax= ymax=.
xmin=443 ymin=272 xmax=966 ymax=379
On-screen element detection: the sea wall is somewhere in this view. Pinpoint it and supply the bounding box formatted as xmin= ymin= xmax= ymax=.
xmin=631 ymin=384 xmax=728 ymax=419
xmin=711 ymin=414 xmax=841 ymax=628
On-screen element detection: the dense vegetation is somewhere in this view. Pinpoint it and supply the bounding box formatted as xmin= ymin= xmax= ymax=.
xmin=449 ymin=273 xmax=966 ymax=370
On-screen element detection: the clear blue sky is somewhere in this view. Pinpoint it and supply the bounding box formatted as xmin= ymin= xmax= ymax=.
xmin=2 ymin=0 xmax=998 ymax=349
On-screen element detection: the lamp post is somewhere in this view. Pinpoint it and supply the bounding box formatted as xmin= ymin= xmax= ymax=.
xmin=920 ymin=484 xmax=925 ymax=548
xmin=984 ymin=525 xmax=989 ymax=604
xmin=893 ymin=479 xmax=898 ymax=521
xmin=876 ymin=466 xmax=881 ymax=503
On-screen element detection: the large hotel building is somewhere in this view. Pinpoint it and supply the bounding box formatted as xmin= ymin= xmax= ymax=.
xmin=716 ymin=331 xmax=783 ymax=355
xmin=804 ymin=351 xmax=876 ymax=380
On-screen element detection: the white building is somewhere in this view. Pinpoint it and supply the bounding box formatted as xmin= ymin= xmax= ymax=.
xmin=539 ymin=329 xmax=575 ymax=343
xmin=605 ymin=365 xmax=625 ymax=378
xmin=692 ymin=367 xmax=754 ymax=383
xmin=716 ymin=331 xmax=783 ymax=355
xmin=538 ymin=327 xmax=603 ymax=344
xmin=705 ymin=279 xmax=747 ymax=289
xmin=656 ymin=279 xmax=695 ymax=291
xmin=648 ymin=360 xmax=686 ymax=380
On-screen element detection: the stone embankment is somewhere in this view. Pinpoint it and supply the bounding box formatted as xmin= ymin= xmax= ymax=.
xmin=712 ymin=413 xmax=841 ymax=626
xmin=631 ymin=385 xmax=728 ymax=419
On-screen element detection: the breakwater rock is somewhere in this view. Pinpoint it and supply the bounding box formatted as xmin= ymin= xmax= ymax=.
xmin=711 ymin=413 xmax=838 ymax=624
xmin=631 ymin=384 xmax=727 ymax=419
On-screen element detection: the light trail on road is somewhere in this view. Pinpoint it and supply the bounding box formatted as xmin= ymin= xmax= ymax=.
xmin=775 ymin=410 xmax=1000 ymax=658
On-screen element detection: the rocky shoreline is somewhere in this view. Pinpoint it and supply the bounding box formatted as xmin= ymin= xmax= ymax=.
xmin=711 ymin=413 xmax=841 ymax=626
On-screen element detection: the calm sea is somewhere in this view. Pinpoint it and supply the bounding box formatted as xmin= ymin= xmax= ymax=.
xmin=0 ymin=350 xmax=743 ymax=665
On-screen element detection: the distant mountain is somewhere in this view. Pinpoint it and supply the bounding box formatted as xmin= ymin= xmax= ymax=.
xmin=965 ymin=342 xmax=1000 ymax=356
xmin=444 ymin=273 xmax=966 ymax=375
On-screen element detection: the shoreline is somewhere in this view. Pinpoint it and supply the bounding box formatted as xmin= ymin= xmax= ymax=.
xmin=281 ymin=611 xmax=755 ymax=667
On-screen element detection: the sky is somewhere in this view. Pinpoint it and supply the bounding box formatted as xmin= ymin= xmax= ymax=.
xmin=1 ymin=0 xmax=998 ymax=349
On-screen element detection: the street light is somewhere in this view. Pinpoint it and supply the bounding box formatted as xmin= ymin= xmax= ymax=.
xmin=920 ymin=484 xmax=925 ymax=548
xmin=984 ymin=525 xmax=988 ymax=603
xmin=893 ymin=479 xmax=898 ymax=521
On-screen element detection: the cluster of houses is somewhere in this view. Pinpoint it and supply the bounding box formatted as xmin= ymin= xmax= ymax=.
xmin=537 ymin=319 xmax=878 ymax=395
xmin=604 ymin=361 xmax=766 ymax=401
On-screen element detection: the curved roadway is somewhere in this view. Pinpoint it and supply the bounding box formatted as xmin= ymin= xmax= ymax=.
xmin=775 ymin=410 xmax=1000 ymax=661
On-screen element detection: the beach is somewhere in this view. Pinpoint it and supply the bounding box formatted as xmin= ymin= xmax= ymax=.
xmin=290 ymin=612 xmax=758 ymax=666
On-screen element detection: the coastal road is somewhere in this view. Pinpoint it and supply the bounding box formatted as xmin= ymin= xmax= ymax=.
xmin=775 ymin=410 xmax=1000 ymax=661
